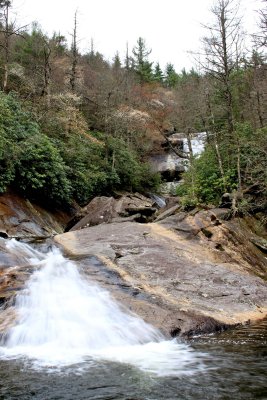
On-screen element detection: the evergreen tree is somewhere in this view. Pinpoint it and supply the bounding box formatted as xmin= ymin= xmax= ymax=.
xmin=112 ymin=51 xmax=121 ymax=70
xmin=165 ymin=63 xmax=179 ymax=87
xmin=153 ymin=62 xmax=164 ymax=83
xmin=132 ymin=37 xmax=153 ymax=83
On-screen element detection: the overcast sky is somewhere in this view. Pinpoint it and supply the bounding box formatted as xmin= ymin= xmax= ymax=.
xmin=11 ymin=0 xmax=261 ymax=72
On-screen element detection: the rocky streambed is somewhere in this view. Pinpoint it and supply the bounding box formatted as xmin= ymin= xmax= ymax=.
xmin=0 ymin=191 xmax=266 ymax=338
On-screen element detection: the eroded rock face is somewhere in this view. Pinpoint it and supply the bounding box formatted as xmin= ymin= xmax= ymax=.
xmin=67 ymin=193 xmax=157 ymax=231
xmin=0 ymin=192 xmax=69 ymax=239
xmin=0 ymin=238 xmax=34 ymax=333
xmin=55 ymin=212 xmax=267 ymax=337
xmin=0 ymin=192 xmax=71 ymax=333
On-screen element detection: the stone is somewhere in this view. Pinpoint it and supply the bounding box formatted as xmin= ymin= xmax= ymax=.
xmin=0 ymin=192 xmax=69 ymax=239
xmin=0 ymin=193 xmax=266 ymax=338
xmin=68 ymin=193 xmax=157 ymax=231
xmin=154 ymin=204 xmax=180 ymax=222
xmin=55 ymin=213 xmax=267 ymax=337
xmin=250 ymin=237 xmax=267 ymax=253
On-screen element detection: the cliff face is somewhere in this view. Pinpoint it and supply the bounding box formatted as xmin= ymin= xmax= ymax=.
xmin=0 ymin=193 xmax=266 ymax=338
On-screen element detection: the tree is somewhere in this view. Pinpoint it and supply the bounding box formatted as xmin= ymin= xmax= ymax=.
xmin=164 ymin=63 xmax=179 ymax=87
xmin=12 ymin=24 xmax=67 ymax=101
xmin=254 ymin=0 xmax=267 ymax=49
xmin=153 ymin=62 xmax=164 ymax=83
xmin=112 ymin=51 xmax=121 ymax=70
xmin=132 ymin=37 xmax=153 ymax=83
xmin=0 ymin=0 xmax=26 ymax=91
xmin=200 ymin=0 xmax=245 ymax=193
xmin=124 ymin=41 xmax=131 ymax=71
xmin=201 ymin=0 xmax=243 ymax=133
xmin=69 ymin=10 xmax=79 ymax=92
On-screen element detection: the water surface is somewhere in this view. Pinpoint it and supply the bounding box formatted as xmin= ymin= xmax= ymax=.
xmin=0 ymin=240 xmax=266 ymax=399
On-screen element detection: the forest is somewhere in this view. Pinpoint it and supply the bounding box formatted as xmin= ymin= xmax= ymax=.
xmin=0 ymin=0 xmax=266 ymax=216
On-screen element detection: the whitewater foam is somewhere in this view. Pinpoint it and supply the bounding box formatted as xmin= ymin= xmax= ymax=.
xmin=0 ymin=239 xmax=203 ymax=376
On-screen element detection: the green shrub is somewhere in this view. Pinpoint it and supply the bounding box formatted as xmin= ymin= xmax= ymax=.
xmin=0 ymin=91 xmax=160 ymax=206
xmin=105 ymin=137 xmax=161 ymax=192
xmin=15 ymin=134 xmax=71 ymax=205
xmin=0 ymin=91 xmax=71 ymax=205
xmin=177 ymin=145 xmax=237 ymax=205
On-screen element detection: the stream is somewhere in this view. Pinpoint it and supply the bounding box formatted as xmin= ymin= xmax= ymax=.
xmin=0 ymin=240 xmax=266 ymax=399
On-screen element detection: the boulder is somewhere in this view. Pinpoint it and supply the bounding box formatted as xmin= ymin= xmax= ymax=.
xmin=68 ymin=193 xmax=157 ymax=231
xmin=154 ymin=204 xmax=180 ymax=222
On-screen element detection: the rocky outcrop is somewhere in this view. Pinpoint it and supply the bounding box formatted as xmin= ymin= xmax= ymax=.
xmin=67 ymin=193 xmax=157 ymax=231
xmin=55 ymin=210 xmax=267 ymax=337
xmin=0 ymin=191 xmax=266 ymax=338
xmin=0 ymin=192 xmax=69 ymax=239
xmin=148 ymin=132 xmax=206 ymax=187
xmin=0 ymin=237 xmax=38 ymax=333
xmin=0 ymin=192 xmax=72 ymax=334
xmin=149 ymin=153 xmax=185 ymax=180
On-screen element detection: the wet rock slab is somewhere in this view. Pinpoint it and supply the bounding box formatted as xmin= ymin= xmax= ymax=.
xmin=55 ymin=214 xmax=267 ymax=337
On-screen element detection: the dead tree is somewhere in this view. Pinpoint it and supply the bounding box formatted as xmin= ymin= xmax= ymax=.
xmin=0 ymin=0 xmax=26 ymax=91
xmin=69 ymin=10 xmax=78 ymax=92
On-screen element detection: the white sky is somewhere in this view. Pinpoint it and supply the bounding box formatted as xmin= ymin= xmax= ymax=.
xmin=11 ymin=0 xmax=262 ymax=72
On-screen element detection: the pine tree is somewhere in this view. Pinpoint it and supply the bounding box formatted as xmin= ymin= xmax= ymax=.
xmin=112 ymin=51 xmax=121 ymax=70
xmin=153 ymin=62 xmax=164 ymax=83
xmin=165 ymin=63 xmax=179 ymax=87
xmin=132 ymin=37 xmax=153 ymax=83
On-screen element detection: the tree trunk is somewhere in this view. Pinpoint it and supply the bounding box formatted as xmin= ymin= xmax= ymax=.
xmin=214 ymin=132 xmax=227 ymax=192
xmin=237 ymin=141 xmax=242 ymax=192
xmin=256 ymin=90 xmax=264 ymax=128
xmin=41 ymin=45 xmax=52 ymax=107
xmin=70 ymin=10 xmax=78 ymax=92
xmin=2 ymin=3 xmax=9 ymax=92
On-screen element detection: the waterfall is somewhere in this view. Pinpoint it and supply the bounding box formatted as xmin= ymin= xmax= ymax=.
xmin=0 ymin=240 xmax=202 ymax=376
xmin=149 ymin=193 xmax=166 ymax=208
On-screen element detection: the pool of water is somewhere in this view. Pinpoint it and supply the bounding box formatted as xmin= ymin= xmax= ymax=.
xmin=0 ymin=319 xmax=266 ymax=400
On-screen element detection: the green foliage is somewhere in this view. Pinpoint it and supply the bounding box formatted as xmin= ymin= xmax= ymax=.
xmin=0 ymin=91 xmax=160 ymax=206
xmin=0 ymin=91 xmax=36 ymax=140
xmin=105 ymin=137 xmax=160 ymax=192
xmin=177 ymin=145 xmax=237 ymax=205
xmin=0 ymin=135 xmax=15 ymax=192
xmin=15 ymin=134 xmax=71 ymax=204
xmin=236 ymin=123 xmax=267 ymax=209
xmin=1 ymin=8 xmax=265 ymax=216
xmin=165 ymin=63 xmax=179 ymax=87
xmin=0 ymin=91 xmax=37 ymax=192
xmin=132 ymin=37 xmax=154 ymax=83
xmin=57 ymin=134 xmax=109 ymax=205
xmin=177 ymin=122 xmax=267 ymax=212
xmin=153 ymin=62 xmax=164 ymax=83
xmin=0 ymin=91 xmax=70 ymax=204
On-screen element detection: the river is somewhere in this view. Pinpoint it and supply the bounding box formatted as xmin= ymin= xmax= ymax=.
xmin=0 ymin=240 xmax=266 ymax=399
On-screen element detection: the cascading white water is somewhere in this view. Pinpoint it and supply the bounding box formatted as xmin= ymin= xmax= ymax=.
xmin=0 ymin=240 xmax=203 ymax=376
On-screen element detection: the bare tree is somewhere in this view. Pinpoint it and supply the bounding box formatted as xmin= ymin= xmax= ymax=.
xmin=254 ymin=0 xmax=267 ymax=49
xmin=69 ymin=10 xmax=79 ymax=92
xmin=199 ymin=0 xmax=244 ymax=192
xmin=201 ymin=0 xmax=243 ymax=133
xmin=0 ymin=0 xmax=26 ymax=91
